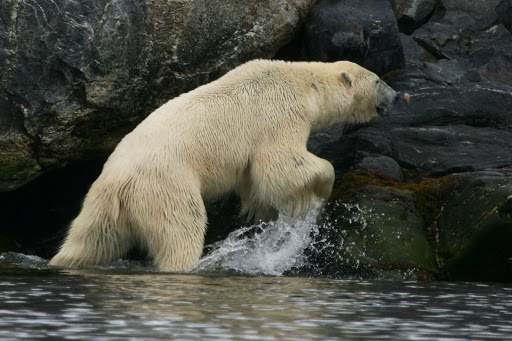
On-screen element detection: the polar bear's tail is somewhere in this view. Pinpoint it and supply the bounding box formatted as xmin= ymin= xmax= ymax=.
xmin=49 ymin=186 xmax=133 ymax=268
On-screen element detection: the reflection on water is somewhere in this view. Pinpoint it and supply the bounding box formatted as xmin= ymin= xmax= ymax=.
xmin=1 ymin=258 xmax=512 ymax=340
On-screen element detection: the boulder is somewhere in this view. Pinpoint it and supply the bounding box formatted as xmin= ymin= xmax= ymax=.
xmin=497 ymin=0 xmax=512 ymax=33
xmin=0 ymin=0 xmax=315 ymax=191
xmin=305 ymin=171 xmax=441 ymax=280
xmin=392 ymin=0 xmax=437 ymax=23
xmin=408 ymin=24 xmax=512 ymax=86
xmin=303 ymin=0 xmax=405 ymax=75
xmin=392 ymin=0 xmax=437 ymax=33
xmin=399 ymin=33 xmax=431 ymax=65
xmin=436 ymin=170 xmax=512 ymax=282
xmin=389 ymin=0 xmax=512 ymax=90
xmin=356 ymin=155 xmax=404 ymax=181
xmin=441 ymin=0 xmax=502 ymax=31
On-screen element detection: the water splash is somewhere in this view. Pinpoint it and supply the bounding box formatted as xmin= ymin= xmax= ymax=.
xmin=0 ymin=252 xmax=48 ymax=269
xmin=192 ymin=205 xmax=322 ymax=276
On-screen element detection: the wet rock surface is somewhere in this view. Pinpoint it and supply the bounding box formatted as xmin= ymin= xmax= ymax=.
xmin=308 ymin=172 xmax=439 ymax=280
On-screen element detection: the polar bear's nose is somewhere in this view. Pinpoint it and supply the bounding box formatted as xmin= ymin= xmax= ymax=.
xmin=394 ymin=92 xmax=411 ymax=104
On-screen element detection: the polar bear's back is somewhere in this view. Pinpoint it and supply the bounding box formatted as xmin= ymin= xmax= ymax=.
xmin=103 ymin=60 xmax=311 ymax=199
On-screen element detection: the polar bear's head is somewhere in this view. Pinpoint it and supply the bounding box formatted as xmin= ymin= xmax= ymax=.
xmin=332 ymin=61 xmax=399 ymax=124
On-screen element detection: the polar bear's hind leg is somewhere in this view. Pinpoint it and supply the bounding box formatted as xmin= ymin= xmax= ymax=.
xmin=49 ymin=189 xmax=134 ymax=268
xmin=133 ymin=187 xmax=207 ymax=272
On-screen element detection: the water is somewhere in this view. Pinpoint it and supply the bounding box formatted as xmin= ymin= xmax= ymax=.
xmin=1 ymin=262 xmax=512 ymax=340
xmin=1 ymin=211 xmax=512 ymax=340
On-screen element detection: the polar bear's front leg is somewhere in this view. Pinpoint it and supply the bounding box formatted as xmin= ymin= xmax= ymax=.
xmin=248 ymin=148 xmax=335 ymax=218
xmin=311 ymin=156 xmax=336 ymax=202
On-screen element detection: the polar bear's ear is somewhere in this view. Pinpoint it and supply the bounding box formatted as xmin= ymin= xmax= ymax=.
xmin=340 ymin=71 xmax=353 ymax=87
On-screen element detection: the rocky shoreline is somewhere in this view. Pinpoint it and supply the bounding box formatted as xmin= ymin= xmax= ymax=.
xmin=1 ymin=0 xmax=511 ymax=281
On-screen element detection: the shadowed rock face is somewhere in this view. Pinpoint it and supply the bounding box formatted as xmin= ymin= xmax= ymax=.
xmin=436 ymin=170 xmax=512 ymax=282
xmin=0 ymin=0 xmax=315 ymax=191
xmin=303 ymin=0 xmax=405 ymax=76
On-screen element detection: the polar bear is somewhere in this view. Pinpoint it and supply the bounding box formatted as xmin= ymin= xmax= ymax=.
xmin=49 ymin=60 xmax=398 ymax=271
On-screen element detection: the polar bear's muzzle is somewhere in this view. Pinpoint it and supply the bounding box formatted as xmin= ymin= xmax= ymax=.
xmin=376 ymin=80 xmax=400 ymax=116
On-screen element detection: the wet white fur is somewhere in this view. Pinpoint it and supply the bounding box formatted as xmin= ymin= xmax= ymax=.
xmin=49 ymin=60 xmax=396 ymax=271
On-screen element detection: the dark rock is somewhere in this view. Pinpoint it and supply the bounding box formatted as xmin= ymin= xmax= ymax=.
xmin=304 ymin=0 xmax=405 ymax=75
xmin=436 ymin=170 xmax=512 ymax=281
xmin=308 ymin=171 xmax=440 ymax=280
xmin=408 ymin=25 xmax=512 ymax=86
xmin=497 ymin=0 xmax=512 ymax=33
xmin=391 ymin=30 xmax=512 ymax=91
xmin=442 ymin=0 xmax=502 ymax=30
xmin=392 ymin=0 xmax=437 ymax=34
xmin=335 ymin=191 xmax=436 ymax=280
xmin=356 ymin=155 xmax=404 ymax=181
xmin=399 ymin=33 xmax=431 ymax=65
xmin=320 ymin=83 xmax=512 ymax=178
xmin=0 ymin=0 xmax=315 ymax=191
xmin=307 ymin=126 xmax=346 ymax=154
xmin=468 ymin=25 xmax=512 ymax=86
xmin=392 ymin=0 xmax=437 ymax=23
xmin=412 ymin=0 xmax=510 ymax=62
xmin=316 ymin=168 xmax=512 ymax=281
xmin=0 ymin=233 xmax=20 ymax=255
xmin=389 ymin=0 xmax=512 ymax=90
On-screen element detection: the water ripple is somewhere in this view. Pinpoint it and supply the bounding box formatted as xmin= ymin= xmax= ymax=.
xmin=0 ymin=271 xmax=511 ymax=340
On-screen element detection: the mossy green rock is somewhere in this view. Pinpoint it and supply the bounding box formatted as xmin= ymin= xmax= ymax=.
xmin=340 ymin=195 xmax=437 ymax=279
xmin=437 ymin=170 xmax=512 ymax=281
xmin=318 ymin=171 xmax=440 ymax=280
xmin=316 ymin=170 xmax=512 ymax=281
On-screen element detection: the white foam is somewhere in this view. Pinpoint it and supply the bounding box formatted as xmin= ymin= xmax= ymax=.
xmin=192 ymin=205 xmax=322 ymax=276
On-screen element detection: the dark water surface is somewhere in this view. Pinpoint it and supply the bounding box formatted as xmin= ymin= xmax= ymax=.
xmin=1 ymin=256 xmax=512 ymax=340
